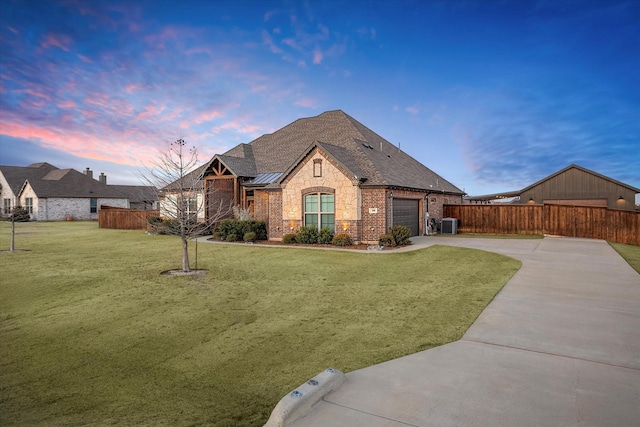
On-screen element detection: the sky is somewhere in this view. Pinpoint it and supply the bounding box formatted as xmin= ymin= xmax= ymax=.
xmin=1 ymin=0 xmax=639 ymax=202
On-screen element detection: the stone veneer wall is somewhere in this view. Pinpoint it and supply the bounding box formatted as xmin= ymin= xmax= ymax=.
xmin=280 ymin=150 xmax=359 ymax=240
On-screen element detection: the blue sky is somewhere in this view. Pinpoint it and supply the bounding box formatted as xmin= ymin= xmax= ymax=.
xmin=1 ymin=0 xmax=639 ymax=201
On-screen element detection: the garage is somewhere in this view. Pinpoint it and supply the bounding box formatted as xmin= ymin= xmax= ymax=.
xmin=392 ymin=198 xmax=420 ymax=236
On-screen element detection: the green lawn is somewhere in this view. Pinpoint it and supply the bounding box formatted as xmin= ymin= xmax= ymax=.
xmin=610 ymin=242 xmax=640 ymax=274
xmin=1 ymin=222 xmax=520 ymax=426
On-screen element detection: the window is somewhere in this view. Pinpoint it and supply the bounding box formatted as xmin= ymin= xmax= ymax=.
xmin=25 ymin=197 xmax=33 ymax=214
xmin=313 ymin=159 xmax=322 ymax=177
xmin=90 ymin=198 xmax=97 ymax=213
xmin=304 ymin=193 xmax=334 ymax=232
xmin=3 ymin=198 xmax=10 ymax=214
xmin=183 ymin=197 xmax=198 ymax=218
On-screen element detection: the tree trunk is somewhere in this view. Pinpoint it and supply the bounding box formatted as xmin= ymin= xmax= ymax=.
xmin=181 ymin=234 xmax=190 ymax=272
xmin=10 ymin=216 xmax=15 ymax=252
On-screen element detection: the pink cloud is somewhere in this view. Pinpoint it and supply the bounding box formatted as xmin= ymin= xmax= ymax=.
xmin=57 ymin=100 xmax=76 ymax=108
xmin=295 ymin=97 xmax=317 ymax=108
xmin=136 ymin=104 xmax=165 ymax=121
xmin=20 ymin=88 xmax=51 ymax=101
xmin=194 ymin=109 xmax=224 ymax=124
xmin=124 ymin=84 xmax=141 ymax=93
xmin=262 ymin=30 xmax=282 ymax=54
xmin=41 ymin=33 xmax=72 ymax=51
xmin=78 ymin=54 xmax=93 ymax=63
xmin=313 ymin=49 xmax=323 ymax=64
xmin=405 ymin=106 xmax=419 ymax=115
xmin=144 ymin=27 xmax=179 ymax=49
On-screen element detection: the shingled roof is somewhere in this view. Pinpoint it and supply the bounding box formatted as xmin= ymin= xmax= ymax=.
xmin=0 ymin=162 xmax=58 ymax=195
xmin=214 ymin=110 xmax=463 ymax=194
xmin=22 ymin=168 xmax=129 ymax=198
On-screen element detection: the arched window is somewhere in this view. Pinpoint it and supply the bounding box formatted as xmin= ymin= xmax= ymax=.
xmin=304 ymin=193 xmax=334 ymax=232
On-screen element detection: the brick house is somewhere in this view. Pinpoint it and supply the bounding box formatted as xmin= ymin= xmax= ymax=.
xmin=0 ymin=162 xmax=154 ymax=221
xmin=202 ymin=110 xmax=464 ymax=243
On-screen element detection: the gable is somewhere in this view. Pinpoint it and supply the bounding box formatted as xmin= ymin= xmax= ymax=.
xmin=281 ymin=149 xmax=360 ymax=221
xmin=216 ymin=110 xmax=463 ymax=194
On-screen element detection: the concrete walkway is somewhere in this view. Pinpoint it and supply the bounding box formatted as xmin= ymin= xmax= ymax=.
xmin=285 ymin=236 xmax=640 ymax=426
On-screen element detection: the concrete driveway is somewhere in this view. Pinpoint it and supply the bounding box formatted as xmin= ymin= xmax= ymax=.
xmin=286 ymin=236 xmax=640 ymax=426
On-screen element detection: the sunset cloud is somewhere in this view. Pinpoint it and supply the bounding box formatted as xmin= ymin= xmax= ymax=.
xmin=0 ymin=0 xmax=637 ymax=198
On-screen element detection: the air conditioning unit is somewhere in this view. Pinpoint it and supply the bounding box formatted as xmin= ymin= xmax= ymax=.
xmin=441 ymin=218 xmax=458 ymax=234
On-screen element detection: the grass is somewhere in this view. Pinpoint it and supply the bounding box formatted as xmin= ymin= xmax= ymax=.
xmin=610 ymin=242 xmax=640 ymax=274
xmin=1 ymin=221 xmax=520 ymax=426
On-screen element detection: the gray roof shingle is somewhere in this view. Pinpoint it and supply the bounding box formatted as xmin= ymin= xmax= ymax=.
xmin=26 ymin=168 xmax=129 ymax=198
xmin=217 ymin=110 xmax=463 ymax=193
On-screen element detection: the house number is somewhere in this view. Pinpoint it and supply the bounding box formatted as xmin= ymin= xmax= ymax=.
xmin=369 ymin=208 xmax=378 ymax=214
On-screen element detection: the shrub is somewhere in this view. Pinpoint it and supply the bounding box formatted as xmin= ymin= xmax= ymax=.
xmin=378 ymin=234 xmax=396 ymax=247
xmin=318 ymin=227 xmax=334 ymax=244
xmin=282 ymin=233 xmax=297 ymax=244
xmin=390 ymin=225 xmax=411 ymax=246
xmin=332 ymin=233 xmax=352 ymax=246
xmin=217 ymin=219 xmax=267 ymax=241
xmin=4 ymin=207 xmax=30 ymax=222
xmin=211 ymin=231 xmax=222 ymax=241
xmin=243 ymin=231 xmax=257 ymax=242
xmin=226 ymin=233 xmax=238 ymax=242
xmin=296 ymin=226 xmax=318 ymax=244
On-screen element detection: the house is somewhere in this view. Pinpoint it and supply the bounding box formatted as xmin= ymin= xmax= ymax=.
xmin=157 ymin=163 xmax=208 ymax=222
xmin=201 ymin=110 xmax=464 ymax=243
xmin=467 ymin=164 xmax=639 ymax=212
xmin=0 ymin=163 xmax=155 ymax=220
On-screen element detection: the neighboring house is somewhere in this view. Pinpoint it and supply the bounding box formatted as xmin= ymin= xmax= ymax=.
xmin=0 ymin=163 xmax=155 ymax=220
xmin=467 ymin=164 xmax=639 ymax=212
xmin=159 ymin=164 xmax=207 ymax=222
xmin=110 ymin=185 xmax=158 ymax=210
xmin=201 ymin=110 xmax=464 ymax=243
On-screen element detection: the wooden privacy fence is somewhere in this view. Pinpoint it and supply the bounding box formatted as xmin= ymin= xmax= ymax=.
xmin=443 ymin=204 xmax=639 ymax=246
xmin=98 ymin=206 xmax=159 ymax=230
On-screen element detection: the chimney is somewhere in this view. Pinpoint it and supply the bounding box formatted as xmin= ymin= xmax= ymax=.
xmin=99 ymin=172 xmax=107 ymax=185
xmin=84 ymin=167 xmax=93 ymax=179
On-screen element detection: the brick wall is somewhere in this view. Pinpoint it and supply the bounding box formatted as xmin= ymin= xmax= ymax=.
xmin=360 ymin=188 xmax=387 ymax=243
xmin=268 ymin=190 xmax=283 ymax=240
xmin=253 ymin=190 xmax=269 ymax=222
xmin=427 ymin=193 xmax=462 ymax=221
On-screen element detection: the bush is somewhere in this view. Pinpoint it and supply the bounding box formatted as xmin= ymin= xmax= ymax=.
xmin=378 ymin=234 xmax=396 ymax=247
xmin=332 ymin=233 xmax=352 ymax=246
xmin=226 ymin=233 xmax=238 ymax=242
xmin=5 ymin=207 xmax=30 ymax=222
xmin=217 ymin=219 xmax=267 ymax=241
xmin=148 ymin=218 xmax=181 ymax=235
xmin=282 ymin=233 xmax=297 ymax=244
xmin=318 ymin=227 xmax=334 ymax=244
xmin=211 ymin=231 xmax=222 ymax=241
xmin=390 ymin=225 xmax=411 ymax=246
xmin=243 ymin=231 xmax=257 ymax=242
xmin=296 ymin=226 xmax=318 ymax=244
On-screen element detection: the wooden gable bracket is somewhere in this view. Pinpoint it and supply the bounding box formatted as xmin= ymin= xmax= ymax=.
xmin=211 ymin=159 xmax=228 ymax=176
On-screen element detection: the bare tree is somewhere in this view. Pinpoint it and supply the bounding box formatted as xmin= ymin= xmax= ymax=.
xmin=2 ymin=206 xmax=29 ymax=253
xmin=139 ymin=139 xmax=231 ymax=273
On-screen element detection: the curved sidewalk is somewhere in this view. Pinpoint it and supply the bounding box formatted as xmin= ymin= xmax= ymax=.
xmin=286 ymin=236 xmax=640 ymax=426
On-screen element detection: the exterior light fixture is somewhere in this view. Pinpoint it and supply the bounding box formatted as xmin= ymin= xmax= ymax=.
xmin=618 ymin=196 xmax=624 ymax=200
